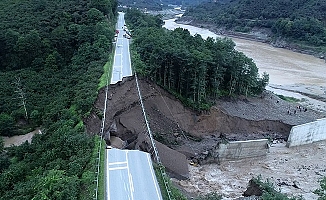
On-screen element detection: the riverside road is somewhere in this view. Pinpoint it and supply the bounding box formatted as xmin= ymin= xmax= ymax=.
xmin=111 ymin=12 xmax=132 ymax=84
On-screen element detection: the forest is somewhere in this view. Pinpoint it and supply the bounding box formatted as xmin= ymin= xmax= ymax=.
xmin=126 ymin=8 xmax=269 ymax=110
xmin=124 ymin=9 xmax=326 ymax=199
xmin=117 ymin=0 xmax=208 ymax=10
xmin=0 ymin=0 xmax=117 ymax=199
xmin=182 ymin=0 xmax=326 ymax=47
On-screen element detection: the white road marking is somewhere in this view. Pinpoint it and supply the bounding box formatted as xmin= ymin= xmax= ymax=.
xmin=129 ymin=173 xmax=134 ymax=193
xmin=109 ymin=166 xmax=128 ymax=171
xmin=109 ymin=161 xmax=127 ymax=165
xmin=120 ymin=52 xmax=123 ymax=80
xmin=125 ymin=151 xmax=134 ymax=200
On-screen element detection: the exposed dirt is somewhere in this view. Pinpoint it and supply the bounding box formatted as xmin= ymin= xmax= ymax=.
xmin=84 ymin=76 xmax=325 ymax=199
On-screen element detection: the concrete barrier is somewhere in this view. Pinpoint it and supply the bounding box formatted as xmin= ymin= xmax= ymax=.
xmin=218 ymin=139 xmax=269 ymax=161
xmin=286 ymin=118 xmax=326 ymax=147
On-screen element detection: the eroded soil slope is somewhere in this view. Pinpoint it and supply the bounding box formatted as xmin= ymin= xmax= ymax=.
xmin=85 ymin=76 xmax=323 ymax=156
xmin=84 ymin=76 xmax=325 ymax=199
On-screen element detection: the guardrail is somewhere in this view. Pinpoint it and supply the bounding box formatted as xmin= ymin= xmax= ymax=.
xmin=135 ymin=72 xmax=173 ymax=200
xmin=94 ymin=70 xmax=110 ymax=200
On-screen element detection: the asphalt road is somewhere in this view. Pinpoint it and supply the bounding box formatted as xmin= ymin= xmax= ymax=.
xmin=105 ymin=12 xmax=163 ymax=200
xmin=111 ymin=12 xmax=132 ymax=84
xmin=105 ymin=148 xmax=163 ymax=200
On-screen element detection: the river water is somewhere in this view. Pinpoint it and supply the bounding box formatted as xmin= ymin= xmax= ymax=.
xmin=163 ymin=18 xmax=326 ymax=112
xmin=163 ymin=17 xmax=326 ymax=200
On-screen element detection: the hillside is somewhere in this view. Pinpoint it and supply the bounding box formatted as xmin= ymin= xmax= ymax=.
xmin=125 ymin=9 xmax=269 ymax=111
xmin=85 ymin=77 xmax=326 ymax=199
xmin=0 ymin=0 xmax=117 ymax=199
xmin=118 ymin=0 xmax=208 ymax=10
xmin=181 ymin=0 xmax=326 ymax=53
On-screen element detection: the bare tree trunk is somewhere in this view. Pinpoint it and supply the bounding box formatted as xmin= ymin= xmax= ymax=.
xmin=14 ymin=77 xmax=28 ymax=120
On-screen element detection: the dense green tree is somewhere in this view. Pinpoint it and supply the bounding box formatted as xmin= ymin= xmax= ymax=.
xmin=315 ymin=177 xmax=326 ymax=200
xmin=183 ymin=0 xmax=326 ymax=47
xmin=0 ymin=155 xmax=9 ymax=172
xmin=0 ymin=113 xmax=15 ymax=136
xmin=0 ymin=137 xmax=3 ymax=153
xmin=126 ymin=9 xmax=268 ymax=110
xmin=32 ymin=170 xmax=80 ymax=200
xmin=0 ymin=0 xmax=118 ymax=199
xmin=118 ymin=0 xmax=207 ymax=10
xmin=195 ymin=192 xmax=222 ymax=200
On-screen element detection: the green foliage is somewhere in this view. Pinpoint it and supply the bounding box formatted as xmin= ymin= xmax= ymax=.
xmin=98 ymin=52 xmax=114 ymax=89
xmin=0 ymin=121 xmax=97 ymax=199
xmin=118 ymin=0 xmax=207 ymax=10
xmin=0 ymin=137 xmax=3 ymax=153
xmin=276 ymin=95 xmax=301 ymax=103
xmin=253 ymin=176 xmax=303 ymax=200
xmin=0 ymin=0 xmax=117 ymax=132
xmin=195 ymin=192 xmax=223 ymax=200
xmin=184 ymin=0 xmax=326 ymax=47
xmin=314 ymin=177 xmax=326 ymax=200
xmin=0 ymin=113 xmax=15 ymax=136
xmin=0 ymin=0 xmax=118 ymax=199
xmin=30 ymin=110 xmax=42 ymax=126
xmin=32 ymin=170 xmax=80 ymax=200
xmin=97 ymin=138 xmax=106 ymax=200
xmin=126 ymin=8 xmax=164 ymax=28
xmin=0 ymin=138 xmax=10 ymax=174
xmin=126 ymin=9 xmax=268 ymax=111
xmin=154 ymin=164 xmax=187 ymax=200
xmin=0 ymin=155 xmax=10 ymax=174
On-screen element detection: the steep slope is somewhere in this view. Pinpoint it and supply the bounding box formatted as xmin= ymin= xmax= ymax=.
xmin=181 ymin=0 xmax=326 ymax=50
xmin=85 ymin=77 xmax=323 ymax=156
xmin=0 ymin=0 xmax=117 ymax=199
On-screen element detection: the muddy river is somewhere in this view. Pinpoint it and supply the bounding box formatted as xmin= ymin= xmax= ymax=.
xmin=164 ymin=17 xmax=326 ymax=199
xmin=163 ymin=18 xmax=326 ymax=112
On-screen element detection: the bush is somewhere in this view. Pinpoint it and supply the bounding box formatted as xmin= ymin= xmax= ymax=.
xmin=314 ymin=177 xmax=326 ymax=200
xmin=252 ymin=176 xmax=303 ymax=200
xmin=195 ymin=192 xmax=222 ymax=200
xmin=0 ymin=113 xmax=15 ymax=136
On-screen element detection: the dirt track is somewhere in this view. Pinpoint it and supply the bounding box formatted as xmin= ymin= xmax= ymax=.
xmin=85 ymin=76 xmax=325 ymax=199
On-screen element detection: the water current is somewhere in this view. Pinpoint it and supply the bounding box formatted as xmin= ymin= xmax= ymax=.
xmin=163 ymin=18 xmax=326 ymax=112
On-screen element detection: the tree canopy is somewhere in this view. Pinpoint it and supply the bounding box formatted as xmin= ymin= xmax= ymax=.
xmin=0 ymin=0 xmax=117 ymax=199
xmin=126 ymin=9 xmax=268 ymax=110
xmin=182 ymin=0 xmax=326 ymax=47
xmin=0 ymin=0 xmax=117 ymax=135
xmin=117 ymin=0 xmax=209 ymax=10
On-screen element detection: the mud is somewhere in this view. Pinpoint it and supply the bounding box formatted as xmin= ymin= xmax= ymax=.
xmin=85 ymin=16 xmax=326 ymax=200
xmin=85 ymin=77 xmax=322 ymax=154
xmin=84 ymin=76 xmax=325 ymax=199
xmin=174 ymin=140 xmax=326 ymax=200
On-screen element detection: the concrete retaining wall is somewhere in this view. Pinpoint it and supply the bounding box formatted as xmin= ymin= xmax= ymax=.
xmin=286 ymin=118 xmax=326 ymax=147
xmin=218 ymin=139 xmax=269 ymax=161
